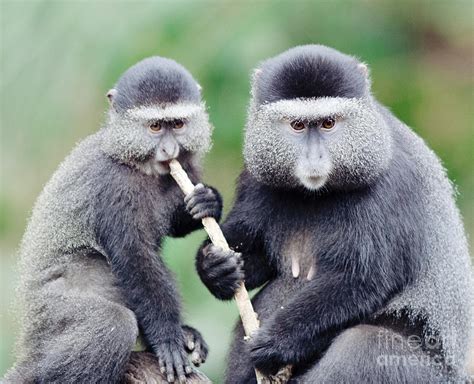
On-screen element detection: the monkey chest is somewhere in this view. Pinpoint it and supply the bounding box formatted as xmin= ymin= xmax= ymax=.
xmin=148 ymin=184 xmax=185 ymax=225
xmin=279 ymin=230 xmax=317 ymax=281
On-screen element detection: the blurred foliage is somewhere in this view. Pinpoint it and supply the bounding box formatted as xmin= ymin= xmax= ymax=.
xmin=0 ymin=0 xmax=472 ymax=381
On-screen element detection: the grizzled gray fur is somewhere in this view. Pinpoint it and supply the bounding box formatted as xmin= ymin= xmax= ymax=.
xmin=196 ymin=45 xmax=473 ymax=383
xmin=4 ymin=57 xmax=221 ymax=384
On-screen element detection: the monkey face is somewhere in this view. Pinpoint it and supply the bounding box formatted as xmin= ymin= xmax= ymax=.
xmin=244 ymin=96 xmax=393 ymax=192
xmin=100 ymin=102 xmax=212 ymax=175
xmin=100 ymin=56 xmax=212 ymax=175
xmin=244 ymin=45 xmax=394 ymax=192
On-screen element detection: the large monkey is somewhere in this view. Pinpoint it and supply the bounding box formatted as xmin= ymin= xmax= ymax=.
xmin=5 ymin=57 xmax=222 ymax=384
xmin=196 ymin=45 xmax=473 ymax=383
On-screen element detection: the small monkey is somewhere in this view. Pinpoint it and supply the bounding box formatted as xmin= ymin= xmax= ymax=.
xmin=5 ymin=57 xmax=222 ymax=383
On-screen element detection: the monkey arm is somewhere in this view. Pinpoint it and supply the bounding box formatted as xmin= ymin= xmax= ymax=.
xmin=218 ymin=176 xmax=276 ymax=290
xmin=95 ymin=205 xmax=196 ymax=380
xmin=93 ymin=183 xmax=186 ymax=353
xmin=169 ymin=202 xmax=203 ymax=237
xmin=195 ymin=195 xmax=276 ymax=300
xmin=97 ymin=226 xmax=184 ymax=348
xmin=220 ymin=218 xmax=275 ymax=290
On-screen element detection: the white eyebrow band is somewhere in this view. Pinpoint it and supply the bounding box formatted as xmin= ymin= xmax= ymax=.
xmin=126 ymin=103 xmax=205 ymax=120
xmin=261 ymin=97 xmax=365 ymax=120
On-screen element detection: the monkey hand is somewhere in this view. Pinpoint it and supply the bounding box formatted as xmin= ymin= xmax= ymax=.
xmin=154 ymin=337 xmax=193 ymax=383
xmin=181 ymin=325 xmax=209 ymax=367
xmin=249 ymin=323 xmax=302 ymax=376
xmin=184 ymin=183 xmax=222 ymax=221
xmin=196 ymin=243 xmax=244 ymax=300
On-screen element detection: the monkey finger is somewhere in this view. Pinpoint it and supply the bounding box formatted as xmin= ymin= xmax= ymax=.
xmin=225 ymin=272 xmax=245 ymax=290
xmin=188 ymin=196 xmax=218 ymax=209
xmin=191 ymin=338 xmax=206 ymax=366
xmin=184 ymin=363 xmax=193 ymax=375
xmin=217 ymin=269 xmax=245 ymax=286
xmin=181 ymin=350 xmax=193 ymax=375
xmin=206 ymin=248 xmax=241 ymax=266
xmin=201 ymin=252 xmax=232 ymax=270
xmin=184 ymin=184 xmax=206 ymax=203
xmin=192 ymin=356 xmax=201 ymax=367
xmin=186 ymin=185 xmax=212 ymax=199
xmin=214 ymin=284 xmax=240 ymax=300
xmin=193 ymin=338 xmax=201 ymax=361
xmin=193 ymin=183 xmax=205 ymax=191
xmin=216 ymin=273 xmax=243 ymax=293
xmin=190 ymin=207 xmax=217 ymax=220
xmin=158 ymin=354 xmax=166 ymax=374
xmin=191 ymin=351 xmax=202 ymax=366
xmin=187 ymin=192 xmax=216 ymax=208
xmin=219 ymin=258 xmax=243 ymax=274
xmin=198 ymin=338 xmax=209 ymax=362
xmin=183 ymin=330 xmax=195 ymax=352
xmin=185 ymin=195 xmax=210 ymax=211
xmin=172 ymin=350 xmax=186 ymax=383
xmin=187 ymin=189 xmax=215 ymax=203
xmin=165 ymin=352 xmax=175 ymax=383
xmin=206 ymin=262 xmax=241 ymax=280
xmin=203 ymin=244 xmax=225 ymax=258
xmin=205 ymin=263 xmax=241 ymax=281
xmin=186 ymin=340 xmax=195 ymax=353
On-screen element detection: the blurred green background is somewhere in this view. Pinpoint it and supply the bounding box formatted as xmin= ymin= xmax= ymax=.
xmin=1 ymin=0 xmax=472 ymax=381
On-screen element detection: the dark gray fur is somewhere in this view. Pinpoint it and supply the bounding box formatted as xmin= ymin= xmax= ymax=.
xmin=196 ymin=45 xmax=473 ymax=383
xmin=254 ymin=45 xmax=368 ymax=105
xmin=113 ymin=57 xmax=201 ymax=112
xmin=4 ymin=57 xmax=219 ymax=384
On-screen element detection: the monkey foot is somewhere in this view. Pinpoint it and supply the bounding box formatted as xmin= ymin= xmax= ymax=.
xmin=124 ymin=351 xmax=212 ymax=384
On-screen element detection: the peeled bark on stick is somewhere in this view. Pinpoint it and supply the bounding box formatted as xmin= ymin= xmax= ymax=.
xmin=169 ymin=159 xmax=292 ymax=384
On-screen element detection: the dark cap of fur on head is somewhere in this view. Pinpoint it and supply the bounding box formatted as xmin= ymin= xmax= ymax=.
xmin=110 ymin=56 xmax=201 ymax=112
xmin=254 ymin=45 xmax=368 ymax=105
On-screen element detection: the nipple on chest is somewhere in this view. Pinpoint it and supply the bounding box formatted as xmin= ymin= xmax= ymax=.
xmin=291 ymin=253 xmax=300 ymax=278
xmin=284 ymin=232 xmax=316 ymax=280
xmin=291 ymin=253 xmax=316 ymax=280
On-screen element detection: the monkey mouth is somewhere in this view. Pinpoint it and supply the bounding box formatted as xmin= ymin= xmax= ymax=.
xmin=155 ymin=160 xmax=172 ymax=174
xmin=308 ymin=175 xmax=323 ymax=182
xmin=155 ymin=157 xmax=181 ymax=174
xmin=299 ymin=174 xmax=328 ymax=190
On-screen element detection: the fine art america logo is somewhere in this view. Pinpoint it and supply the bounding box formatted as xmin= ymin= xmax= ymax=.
xmin=375 ymin=328 xmax=454 ymax=370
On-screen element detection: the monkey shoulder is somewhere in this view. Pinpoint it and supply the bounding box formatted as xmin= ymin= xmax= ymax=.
xmin=23 ymin=134 xmax=174 ymax=257
xmin=225 ymin=169 xmax=275 ymax=233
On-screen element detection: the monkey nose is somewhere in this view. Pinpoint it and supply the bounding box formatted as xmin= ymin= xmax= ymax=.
xmin=167 ymin=145 xmax=179 ymax=159
xmin=157 ymin=144 xmax=179 ymax=162
xmin=161 ymin=147 xmax=172 ymax=157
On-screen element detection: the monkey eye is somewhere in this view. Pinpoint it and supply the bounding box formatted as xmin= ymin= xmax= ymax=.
xmin=290 ymin=120 xmax=306 ymax=132
xmin=321 ymin=118 xmax=336 ymax=130
xmin=149 ymin=121 xmax=162 ymax=133
xmin=174 ymin=119 xmax=185 ymax=129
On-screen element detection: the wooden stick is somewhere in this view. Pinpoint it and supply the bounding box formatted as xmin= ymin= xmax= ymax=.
xmin=169 ymin=159 xmax=292 ymax=384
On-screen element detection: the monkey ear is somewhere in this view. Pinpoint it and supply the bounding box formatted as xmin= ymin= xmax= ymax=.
xmin=358 ymin=63 xmax=369 ymax=77
xmin=106 ymin=88 xmax=117 ymax=105
xmin=252 ymin=68 xmax=263 ymax=81
xmin=357 ymin=63 xmax=372 ymax=91
xmin=250 ymin=68 xmax=263 ymax=98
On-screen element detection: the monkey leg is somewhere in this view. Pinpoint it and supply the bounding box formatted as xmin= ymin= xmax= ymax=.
xmin=31 ymin=294 xmax=139 ymax=384
xmin=124 ymin=351 xmax=211 ymax=384
xmin=293 ymin=324 xmax=447 ymax=384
